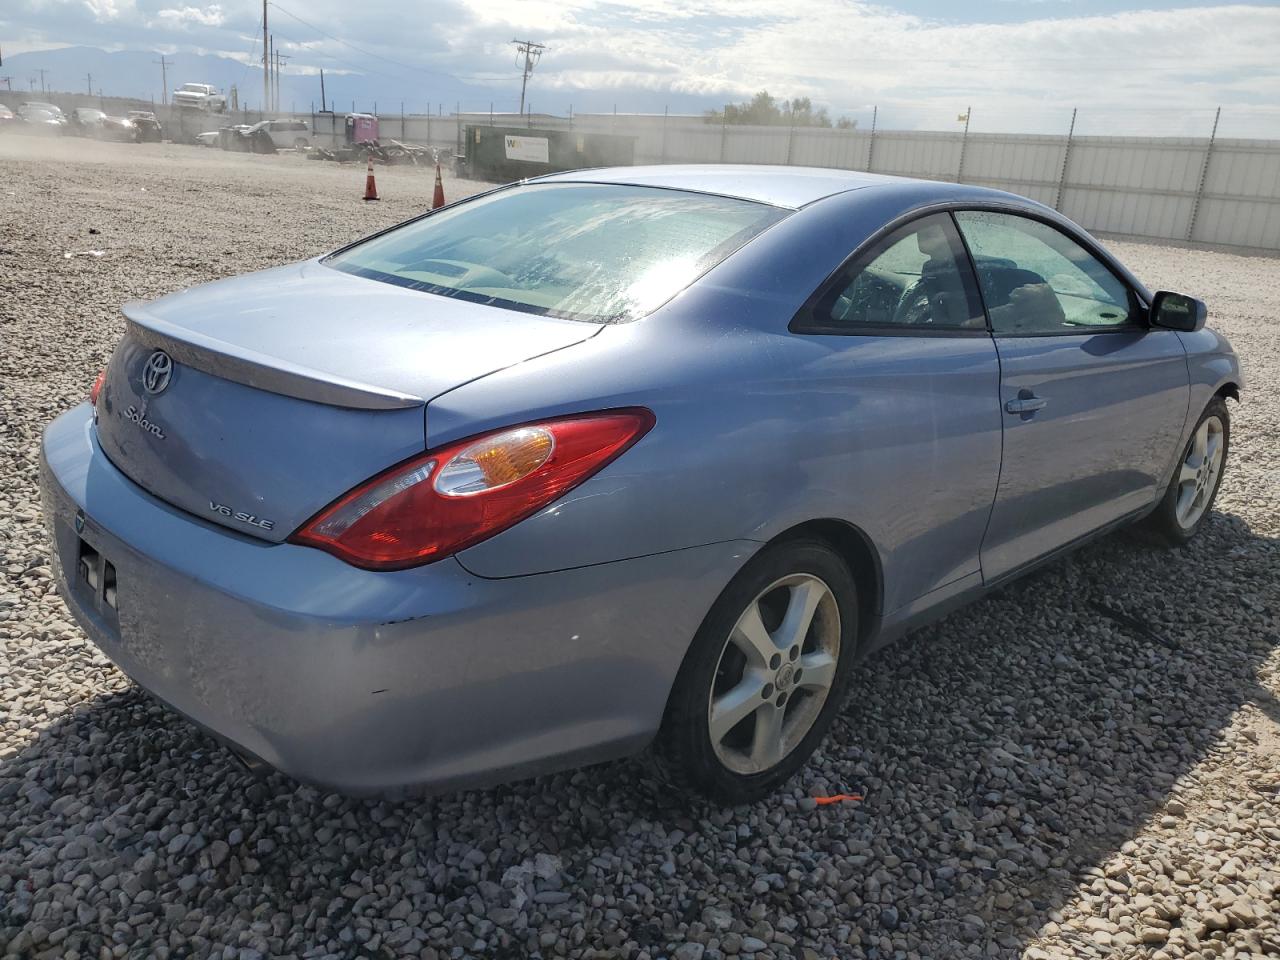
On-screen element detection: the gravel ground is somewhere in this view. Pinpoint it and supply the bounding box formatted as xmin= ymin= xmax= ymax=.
xmin=1 ymin=138 xmax=1277 ymax=960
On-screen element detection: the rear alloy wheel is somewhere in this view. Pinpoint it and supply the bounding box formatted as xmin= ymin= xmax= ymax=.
xmin=710 ymin=573 xmax=841 ymax=774
xmin=657 ymin=539 xmax=857 ymax=803
xmin=1137 ymin=396 xmax=1230 ymax=546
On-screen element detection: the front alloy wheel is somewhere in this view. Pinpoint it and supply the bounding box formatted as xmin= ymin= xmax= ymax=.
xmin=1174 ymin=414 xmax=1225 ymax=529
xmin=1136 ymin=396 xmax=1230 ymax=547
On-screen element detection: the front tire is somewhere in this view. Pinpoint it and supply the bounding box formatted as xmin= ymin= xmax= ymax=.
xmin=1138 ymin=396 xmax=1230 ymax=546
xmin=656 ymin=539 xmax=858 ymax=803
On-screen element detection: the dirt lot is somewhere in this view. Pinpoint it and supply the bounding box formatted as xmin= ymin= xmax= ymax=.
xmin=1 ymin=137 xmax=1277 ymax=960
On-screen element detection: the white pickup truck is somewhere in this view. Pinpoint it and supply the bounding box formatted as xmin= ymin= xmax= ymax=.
xmin=172 ymin=83 xmax=227 ymax=113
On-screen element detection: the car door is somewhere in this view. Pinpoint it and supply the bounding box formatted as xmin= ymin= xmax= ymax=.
xmin=790 ymin=212 xmax=1003 ymax=612
xmin=952 ymin=210 xmax=1189 ymax=582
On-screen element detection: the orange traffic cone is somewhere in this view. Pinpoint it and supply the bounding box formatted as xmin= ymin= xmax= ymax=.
xmin=432 ymin=162 xmax=445 ymax=209
xmin=363 ymin=156 xmax=379 ymax=201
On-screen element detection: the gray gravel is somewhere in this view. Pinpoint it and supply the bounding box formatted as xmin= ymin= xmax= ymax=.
xmin=1 ymin=138 xmax=1278 ymax=959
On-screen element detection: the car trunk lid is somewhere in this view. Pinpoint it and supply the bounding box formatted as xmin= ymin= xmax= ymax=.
xmin=94 ymin=260 xmax=602 ymax=543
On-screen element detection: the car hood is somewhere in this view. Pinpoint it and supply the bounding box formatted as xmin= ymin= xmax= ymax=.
xmin=124 ymin=258 xmax=604 ymax=408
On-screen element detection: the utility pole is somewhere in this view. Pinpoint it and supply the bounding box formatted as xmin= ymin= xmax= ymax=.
xmin=154 ymin=55 xmax=171 ymax=104
xmin=276 ymin=51 xmax=290 ymax=113
xmin=0 ymin=78 xmax=12 ymax=92
xmin=511 ymin=38 xmax=545 ymax=116
xmin=319 ymin=68 xmax=326 ymax=112
xmin=269 ymin=35 xmax=275 ymax=112
xmin=85 ymin=73 xmax=93 ymax=96
xmin=1187 ymin=106 xmax=1222 ymax=242
xmin=262 ymin=0 xmax=269 ymax=113
xmin=37 ymin=68 xmax=49 ymax=94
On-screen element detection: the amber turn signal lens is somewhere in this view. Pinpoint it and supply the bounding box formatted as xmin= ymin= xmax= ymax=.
xmin=434 ymin=427 xmax=554 ymax=496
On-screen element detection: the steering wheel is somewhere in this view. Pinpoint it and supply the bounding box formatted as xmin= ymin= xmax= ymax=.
xmin=891 ymin=277 xmax=939 ymax=326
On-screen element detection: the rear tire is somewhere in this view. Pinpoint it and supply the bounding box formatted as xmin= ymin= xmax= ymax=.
xmin=655 ymin=539 xmax=858 ymax=803
xmin=1137 ymin=397 xmax=1229 ymax=547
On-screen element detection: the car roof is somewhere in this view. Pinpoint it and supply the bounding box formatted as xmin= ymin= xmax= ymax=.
xmin=534 ymin=164 xmax=1020 ymax=210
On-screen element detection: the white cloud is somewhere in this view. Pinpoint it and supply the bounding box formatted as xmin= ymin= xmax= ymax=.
xmin=154 ymin=5 xmax=226 ymax=29
xmin=82 ymin=0 xmax=129 ymax=20
xmin=5 ymin=0 xmax=1279 ymax=135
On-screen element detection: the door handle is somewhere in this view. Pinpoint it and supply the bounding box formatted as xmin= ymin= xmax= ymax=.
xmin=1005 ymin=393 xmax=1048 ymax=416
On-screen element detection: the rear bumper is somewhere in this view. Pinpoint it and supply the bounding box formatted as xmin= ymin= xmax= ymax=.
xmin=41 ymin=404 xmax=754 ymax=794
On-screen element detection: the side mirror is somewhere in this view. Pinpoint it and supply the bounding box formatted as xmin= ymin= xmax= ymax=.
xmin=1150 ymin=291 xmax=1207 ymax=333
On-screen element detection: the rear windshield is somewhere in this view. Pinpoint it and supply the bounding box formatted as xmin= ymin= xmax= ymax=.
xmin=324 ymin=183 xmax=787 ymax=322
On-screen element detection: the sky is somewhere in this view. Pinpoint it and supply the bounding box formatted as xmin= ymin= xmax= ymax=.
xmin=2 ymin=1 xmax=1278 ymax=136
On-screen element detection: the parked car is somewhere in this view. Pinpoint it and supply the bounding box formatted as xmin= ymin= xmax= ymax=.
xmin=70 ymin=107 xmax=107 ymax=136
xmin=99 ymin=115 xmax=137 ymax=142
xmin=0 ymin=104 xmax=15 ymax=127
xmin=128 ymin=111 xmax=163 ymax=142
xmin=194 ymin=130 xmax=221 ymax=147
xmin=19 ymin=101 xmax=67 ymax=124
xmin=219 ymin=124 xmax=255 ymax=151
xmin=241 ymin=118 xmax=311 ymax=152
xmin=171 ymin=82 xmax=226 ymax=113
xmin=265 ymin=118 xmax=311 ymax=149
xmin=16 ymin=105 xmax=65 ymax=134
xmin=40 ymin=166 xmax=1242 ymax=802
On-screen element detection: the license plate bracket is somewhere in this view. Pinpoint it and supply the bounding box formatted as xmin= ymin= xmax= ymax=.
xmin=76 ymin=535 xmax=120 ymax=615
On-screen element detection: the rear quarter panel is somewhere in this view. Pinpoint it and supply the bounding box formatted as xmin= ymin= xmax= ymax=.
xmin=434 ymin=183 xmax=1008 ymax=614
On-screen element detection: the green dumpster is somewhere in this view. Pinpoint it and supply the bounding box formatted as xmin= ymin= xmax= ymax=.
xmin=464 ymin=125 xmax=636 ymax=182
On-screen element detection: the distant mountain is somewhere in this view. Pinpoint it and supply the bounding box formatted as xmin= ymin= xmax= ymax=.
xmin=0 ymin=45 xmax=726 ymax=117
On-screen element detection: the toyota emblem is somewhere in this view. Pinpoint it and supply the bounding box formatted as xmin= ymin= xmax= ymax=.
xmin=142 ymin=350 xmax=173 ymax=395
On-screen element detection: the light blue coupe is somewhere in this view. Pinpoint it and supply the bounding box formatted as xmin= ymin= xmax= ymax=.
xmin=41 ymin=166 xmax=1242 ymax=802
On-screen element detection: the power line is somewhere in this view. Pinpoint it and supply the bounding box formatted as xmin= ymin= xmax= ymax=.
xmin=512 ymin=38 xmax=545 ymax=116
xmin=268 ymin=2 xmax=431 ymax=76
xmin=266 ymin=26 xmax=413 ymax=85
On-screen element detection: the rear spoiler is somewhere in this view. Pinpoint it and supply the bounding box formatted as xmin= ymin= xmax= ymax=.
xmin=123 ymin=303 xmax=425 ymax=411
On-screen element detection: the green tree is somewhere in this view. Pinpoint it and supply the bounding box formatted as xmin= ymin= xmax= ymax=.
xmin=706 ymin=90 xmax=854 ymax=129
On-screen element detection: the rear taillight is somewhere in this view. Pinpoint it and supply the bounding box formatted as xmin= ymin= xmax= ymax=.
xmin=290 ymin=408 xmax=655 ymax=570
xmin=89 ymin=370 xmax=106 ymax=405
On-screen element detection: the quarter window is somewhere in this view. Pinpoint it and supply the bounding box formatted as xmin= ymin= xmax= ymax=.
xmin=805 ymin=213 xmax=986 ymax=332
xmin=953 ymin=211 xmax=1134 ymax=335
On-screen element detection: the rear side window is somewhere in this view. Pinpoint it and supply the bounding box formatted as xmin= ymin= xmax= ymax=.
xmin=325 ymin=183 xmax=788 ymax=323
xmin=954 ymin=211 xmax=1135 ymax=335
xmin=795 ymin=212 xmax=986 ymax=334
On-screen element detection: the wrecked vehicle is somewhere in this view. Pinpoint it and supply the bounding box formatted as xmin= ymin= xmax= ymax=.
xmin=128 ymin=111 xmax=164 ymax=143
xmin=70 ymin=107 xmax=107 ymax=136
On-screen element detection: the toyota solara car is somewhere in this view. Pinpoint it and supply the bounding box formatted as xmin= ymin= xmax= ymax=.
xmin=41 ymin=165 xmax=1241 ymax=802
